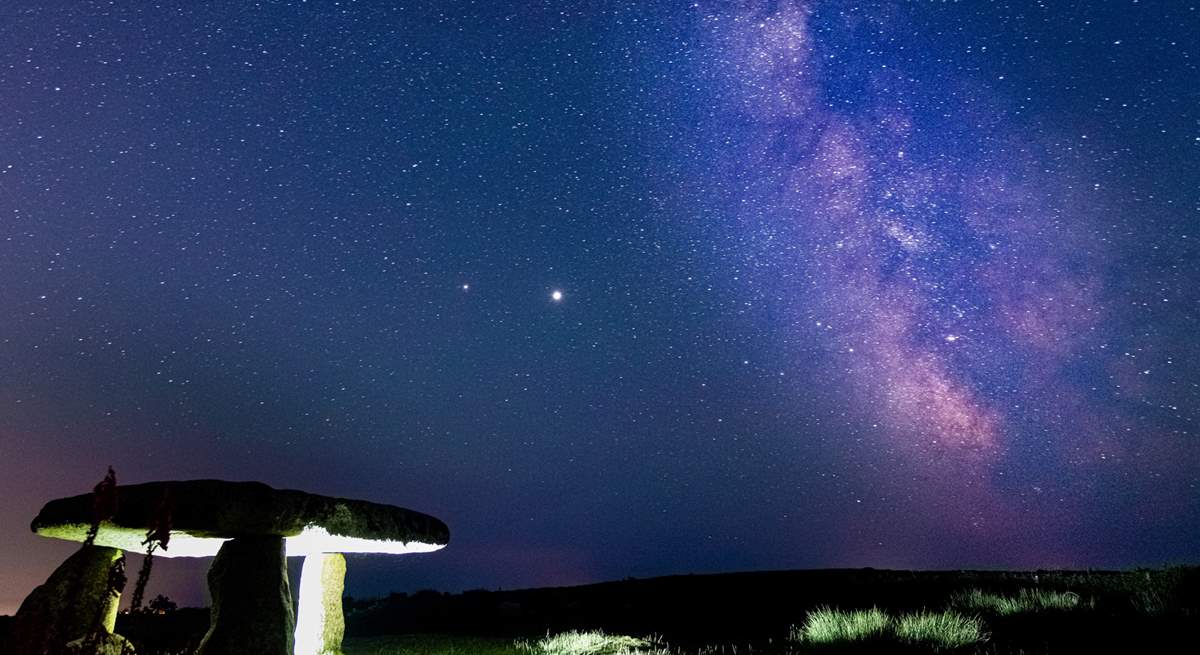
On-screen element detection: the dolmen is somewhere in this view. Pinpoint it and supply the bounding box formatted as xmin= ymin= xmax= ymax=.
xmin=13 ymin=479 xmax=450 ymax=655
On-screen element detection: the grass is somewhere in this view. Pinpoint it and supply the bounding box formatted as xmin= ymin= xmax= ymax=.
xmin=344 ymin=632 xmax=667 ymax=655
xmin=789 ymin=607 xmax=890 ymax=644
xmin=949 ymin=588 xmax=1087 ymax=616
xmin=345 ymin=634 xmax=524 ymax=655
xmin=518 ymin=631 xmax=666 ymax=655
xmin=894 ymin=611 xmax=987 ymax=649
xmin=790 ymin=608 xmax=986 ymax=651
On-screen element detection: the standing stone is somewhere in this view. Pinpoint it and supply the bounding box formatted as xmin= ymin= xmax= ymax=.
xmin=65 ymin=632 xmax=136 ymax=655
xmin=196 ymin=536 xmax=294 ymax=655
xmin=5 ymin=545 xmax=124 ymax=654
xmin=28 ymin=479 xmax=450 ymax=655
xmin=294 ymin=553 xmax=346 ymax=655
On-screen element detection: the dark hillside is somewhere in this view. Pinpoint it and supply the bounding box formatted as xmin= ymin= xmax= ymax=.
xmin=347 ymin=567 xmax=1200 ymax=645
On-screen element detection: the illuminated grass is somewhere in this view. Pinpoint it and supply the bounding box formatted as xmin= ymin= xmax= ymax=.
xmin=517 ymin=631 xmax=667 ymax=655
xmin=789 ymin=607 xmax=891 ymax=644
xmin=894 ymin=611 xmax=987 ymax=649
xmin=342 ymin=631 xmax=664 ymax=655
xmin=343 ymin=634 xmax=523 ymax=655
xmin=950 ymin=588 xmax=1088 ymax=615
xmin=790 ymin=607 xmax=986 ymax=650
xmin=343 ymin=633 xmax=667 ymax=655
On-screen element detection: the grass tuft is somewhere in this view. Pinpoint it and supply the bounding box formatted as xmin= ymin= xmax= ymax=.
xmin=789 ymin=607 xmax=891 ymax=644
xmin=345 ymin=634 xmax=523 ymax=655
xmin=791 ymin=607 xmax=986 ymax=650
xmin=950 ymin=588 xmax=1087 ymax=615
xmin=517 ymin=631 xmax=665 ymax=655
xmin=894 ymin=610 xmax=987 ymax=649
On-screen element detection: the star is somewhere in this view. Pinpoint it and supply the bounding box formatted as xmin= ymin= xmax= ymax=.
xmin=550 ymin=289 xmax=564 ymax=303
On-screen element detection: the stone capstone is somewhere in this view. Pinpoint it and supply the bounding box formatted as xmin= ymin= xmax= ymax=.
xmin=31 ymin=479 xmax=450 ymax=557
xmin=4 ymin=545 xmax=124 ymax=654
xmin=295 ymin=553 xmax=346 ymax=655
xmin=196 ymin=535 xmax=295 ymax=655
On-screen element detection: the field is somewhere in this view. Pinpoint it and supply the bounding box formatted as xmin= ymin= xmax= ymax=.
xmin=339 ymin=567 xmax=1198 ymax=653
xmin=4 ymin=567 xmax=1198 ymax=654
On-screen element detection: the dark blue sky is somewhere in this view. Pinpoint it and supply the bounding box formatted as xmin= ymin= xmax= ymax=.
xmin=2 ymin=1 xmax=1198 ymax=613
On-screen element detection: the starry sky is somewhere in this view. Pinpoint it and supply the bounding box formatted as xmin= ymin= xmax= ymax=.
xmin=2 ymin=1 xmax=1198 ymax=614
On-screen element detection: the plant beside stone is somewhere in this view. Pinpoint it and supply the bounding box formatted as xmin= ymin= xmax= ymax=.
xmin=77 ymin=465 xmax=122 ymax=645
xmin=84 ymin=468 xmax=119 ymax=548
xmin=77 ymin=467 xmax=136 ymax=655
xmin=78 ymin=555 xmax=131 ymax=654
xmin=129 ymin=491 xmax=173 ymax=613
xmin=4 ymin=467 xmax=134 ymax=655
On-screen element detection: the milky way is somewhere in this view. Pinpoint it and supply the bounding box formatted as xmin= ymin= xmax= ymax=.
xmin=695 ymin=1 xmax=1198 ymax=561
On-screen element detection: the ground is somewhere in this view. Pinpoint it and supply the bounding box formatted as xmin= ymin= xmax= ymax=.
xmin=5 ymin=567 xmax=1198 ymax=654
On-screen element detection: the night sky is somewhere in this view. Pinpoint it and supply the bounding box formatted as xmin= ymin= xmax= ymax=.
xmin=2 ymin=1 xmax=1198 ymax=614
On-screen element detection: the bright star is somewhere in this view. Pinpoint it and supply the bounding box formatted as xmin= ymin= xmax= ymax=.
xmin=551 ymin=289 xmax=564 ymax=302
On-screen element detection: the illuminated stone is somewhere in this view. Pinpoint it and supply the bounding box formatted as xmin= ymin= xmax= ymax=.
xmin=31 ymin=479 xmax=450 ymax=556
xmin=29 ymin=480 xmax=449 ymax=655
xmin=65 ymin=632 xmax=136 ymax=655
xmin=294 ymin=553 xmax=346 ymax=655
xmin=197 ymin=536 xmax=295 ymax=655
xmin=5 ymin=545 xmax=124 ymax=654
